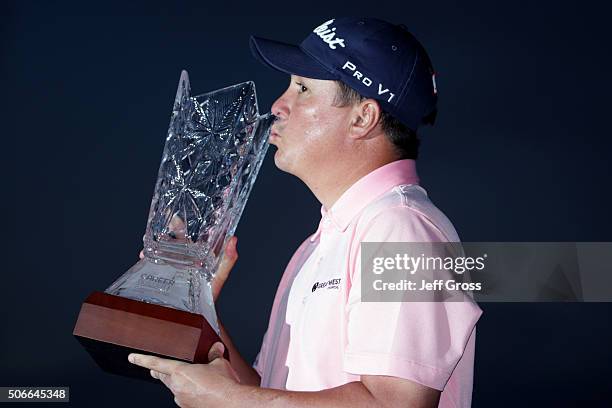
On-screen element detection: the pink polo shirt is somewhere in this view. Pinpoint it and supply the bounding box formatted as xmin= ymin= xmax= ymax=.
xmin=253 ymin=159 xmax=482 ymax=407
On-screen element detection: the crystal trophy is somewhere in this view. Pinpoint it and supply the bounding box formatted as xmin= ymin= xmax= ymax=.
xmin=73 ymin=70 xmax=273 ymax=381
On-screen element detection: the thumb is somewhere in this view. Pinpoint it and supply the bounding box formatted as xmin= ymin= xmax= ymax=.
xmin=217 ymin=237 xmax=238 ymax=279
xmin=208 ymin=342 xmax=226 ymax=362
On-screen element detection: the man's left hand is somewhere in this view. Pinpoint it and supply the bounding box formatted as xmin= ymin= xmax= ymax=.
xmin=128 ymin=342 xmax=241 ymax=408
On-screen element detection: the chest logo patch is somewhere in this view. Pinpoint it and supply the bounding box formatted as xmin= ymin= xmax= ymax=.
xmin=312 ymin=278 xmax=342 ymax=292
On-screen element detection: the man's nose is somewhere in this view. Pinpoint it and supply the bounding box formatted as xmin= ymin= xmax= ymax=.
xmin=271 ymin=92 xmax=290 ymax=120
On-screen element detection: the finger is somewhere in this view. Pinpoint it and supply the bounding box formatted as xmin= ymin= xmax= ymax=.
xmin=150 ymin=370 xmax=174 ymax=396
xmin=225 ymin=236 xmax=238 ymax=259
xmin=158 ymin=372 xmax=172 ymax=389
xmin=220 ymin=237 xmax=239 ymax=267
xmin=169 ymin=214 xmax=187 ymax=240
xmin=128 ymin=353 xmax=184 ymax=375
xmin=150 ymin=369 xmax=168 ymax=383
xmin=217 ymin=237 xmax=238 ymax=278
xmin=150 ymin=370 xmax=173 ymax=392
xmin=208 ymin=342 xmax=226 ymax=362
xmin=139 ymin=250 xmax=144 ymax=259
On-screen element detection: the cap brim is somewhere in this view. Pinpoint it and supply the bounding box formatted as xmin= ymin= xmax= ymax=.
xmin=249 ymin=36 xmax=337 ymax=80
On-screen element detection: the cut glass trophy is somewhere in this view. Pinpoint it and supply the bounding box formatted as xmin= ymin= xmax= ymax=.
xmin=73 ymin=70 xmax=273 ymax=381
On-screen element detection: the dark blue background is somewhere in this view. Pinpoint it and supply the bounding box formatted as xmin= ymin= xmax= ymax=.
xmin=2 ymin=1 xmax=611 ymax=406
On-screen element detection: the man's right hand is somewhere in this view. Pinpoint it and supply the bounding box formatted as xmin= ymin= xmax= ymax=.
xmin=138 ymin=236 xmax=239 ymax=303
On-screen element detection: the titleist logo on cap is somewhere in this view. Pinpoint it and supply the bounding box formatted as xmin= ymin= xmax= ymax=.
xmin=312 ymin=19 xmax=346 ymax=50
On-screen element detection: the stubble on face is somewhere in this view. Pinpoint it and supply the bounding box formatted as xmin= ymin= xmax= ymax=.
xmin=270 ymin=76 xmax=352 ymax=181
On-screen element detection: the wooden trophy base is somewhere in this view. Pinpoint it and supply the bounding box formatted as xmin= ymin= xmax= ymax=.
xmin=73 ymin=291 xmax=226 ymax=382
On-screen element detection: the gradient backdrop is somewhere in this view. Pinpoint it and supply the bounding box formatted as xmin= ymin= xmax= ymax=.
xmin=2 ymin=1 xmax=611 ymax=406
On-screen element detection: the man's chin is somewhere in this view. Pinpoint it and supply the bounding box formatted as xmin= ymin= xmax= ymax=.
xmin=273 ymin=149 xmax=293 ymax=174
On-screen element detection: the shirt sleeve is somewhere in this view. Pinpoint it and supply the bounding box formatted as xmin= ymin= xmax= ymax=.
xmin=343 ymin=206 xmax=482 ymax=390
xmin=252 ymin=328 xmax=269 ymax=378
xmin=253 ymin=350 xmax=263 ymax=377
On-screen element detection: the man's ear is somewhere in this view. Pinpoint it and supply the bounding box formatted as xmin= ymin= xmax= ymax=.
xmin=348 ymin=98 xmax=382 ymax=140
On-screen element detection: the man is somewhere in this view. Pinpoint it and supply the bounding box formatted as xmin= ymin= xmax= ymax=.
xmin=129 ymin=17 xmax=482 ymax=408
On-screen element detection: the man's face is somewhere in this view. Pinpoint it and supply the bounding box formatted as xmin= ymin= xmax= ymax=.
xmin=269 ymin=75 xmax=353 ymax=179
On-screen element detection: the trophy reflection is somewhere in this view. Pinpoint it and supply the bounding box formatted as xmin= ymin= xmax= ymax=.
xmin=73 ymin=70 xmax=273 ymax=381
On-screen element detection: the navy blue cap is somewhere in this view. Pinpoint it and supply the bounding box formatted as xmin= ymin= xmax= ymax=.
xmin=250 ymin=17 xmax=438 ymax=132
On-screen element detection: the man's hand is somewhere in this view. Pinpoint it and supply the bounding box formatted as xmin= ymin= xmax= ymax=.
xmin=210 ymin=236 xmax=238 ymax=302
xmin=129 ymin=343 xmax=439 ymax=408
xmin=128 ymin=342 xmax=241 ymax=408
xmin=139 ymin=235 xmax=239 ymax=303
